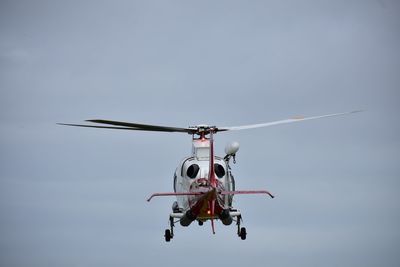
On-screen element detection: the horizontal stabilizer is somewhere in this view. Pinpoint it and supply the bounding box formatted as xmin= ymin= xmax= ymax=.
xmin=220 ymin=190 xmax=274 ymax=198
xmin=147 ymin=192 xmax=202 ymax=202
xmin=147 ymin=190 xmax=274 ymax=202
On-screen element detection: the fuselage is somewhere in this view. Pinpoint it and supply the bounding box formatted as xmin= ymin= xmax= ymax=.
xmin=172 ymin=138 xmax=235 ymax=221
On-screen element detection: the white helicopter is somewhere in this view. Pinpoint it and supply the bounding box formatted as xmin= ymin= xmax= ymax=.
xmin=59 ymin=110 xmax=361 ymax=241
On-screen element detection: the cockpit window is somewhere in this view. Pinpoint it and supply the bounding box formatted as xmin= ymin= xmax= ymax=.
xmin=186 ymin=164 xmax=200 ymax=179
xmin=214 ymin=163 xmax=225 ymax=178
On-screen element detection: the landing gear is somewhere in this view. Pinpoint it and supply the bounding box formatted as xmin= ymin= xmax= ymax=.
xmin=236 ymin=215 xmax=247 ymax=240
xmin=164 ymin=216 xmax=174 ymax=242
xmin=165 ymin=214 xmax=248 ymax=241
xmin=239 ymin=227 xmax=247 ymax=240
xmin=165 ymin=229 xmax=172 ymax=242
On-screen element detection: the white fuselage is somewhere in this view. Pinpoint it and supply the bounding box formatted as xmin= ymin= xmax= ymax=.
xmin=173 ymin=139 xmax=235 ymax=212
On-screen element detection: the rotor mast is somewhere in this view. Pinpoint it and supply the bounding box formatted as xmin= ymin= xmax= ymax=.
xmin=190 ymin=126 xmax=218 ymax=160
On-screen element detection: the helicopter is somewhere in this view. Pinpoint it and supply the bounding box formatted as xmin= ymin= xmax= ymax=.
xmin=58 ymin=110 xmax=361 ymax=241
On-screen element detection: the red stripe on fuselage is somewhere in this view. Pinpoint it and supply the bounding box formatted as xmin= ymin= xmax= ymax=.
xmin=208 ymin=130 xmax=217 ymax=188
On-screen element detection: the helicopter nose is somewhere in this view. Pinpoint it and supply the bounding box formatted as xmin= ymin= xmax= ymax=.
xmin=192 ymin=178 xmax=209 ymax=187
xmin=200 ymin=168 xmax=209 ymax=179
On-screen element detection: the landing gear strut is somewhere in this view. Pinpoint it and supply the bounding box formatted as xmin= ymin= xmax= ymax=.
xmin=236 ymin=215 xmax=247 ymax=240
xmin=164 ymin=216 xmax=174 ymax=242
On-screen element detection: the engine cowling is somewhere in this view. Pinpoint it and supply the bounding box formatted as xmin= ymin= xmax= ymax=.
xmin=219 ymin=209 xmax=233 ymax=225
xmin=180 ymin=210 xmax=197 ymax=227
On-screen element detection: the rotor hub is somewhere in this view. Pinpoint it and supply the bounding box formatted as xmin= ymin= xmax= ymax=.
xmin=188 ymin=125 xmax=218 ymax=136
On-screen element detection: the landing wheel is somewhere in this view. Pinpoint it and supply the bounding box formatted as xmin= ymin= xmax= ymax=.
xmin=239 ymin=227 xmax=247 ymax=240
xmin=164 ymin=216 xmax=174 ymax=242
xmin=165 ymin=229 xmax=172 ymax=242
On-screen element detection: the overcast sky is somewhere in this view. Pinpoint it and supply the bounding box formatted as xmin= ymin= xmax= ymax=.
xmin=1 ymin=0 xmax=399 ymax=266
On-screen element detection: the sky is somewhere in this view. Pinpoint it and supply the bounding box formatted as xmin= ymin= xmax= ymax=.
xmin=1 ymin=0 xmax=399 ymax=266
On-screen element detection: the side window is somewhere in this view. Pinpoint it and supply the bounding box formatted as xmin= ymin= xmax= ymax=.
xmin=173 ymin=173 xmax=177 ymax=192
xmin=214 ymin=163 xmax=225 ymax=178
xmin=186 ymin=164 xmax=200 ymax=179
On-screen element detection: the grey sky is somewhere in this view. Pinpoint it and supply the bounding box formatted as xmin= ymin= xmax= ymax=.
xmin=1 ymin=0 xmax=399 ymax=266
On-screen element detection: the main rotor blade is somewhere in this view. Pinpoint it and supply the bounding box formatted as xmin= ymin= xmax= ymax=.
xmin=57 ymin=123 xmax=146 ymax=130
xmin=219 ymin=110 xmax=363 ymax=132
xmin=85 ymin=119 xmax=193 ymax=133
